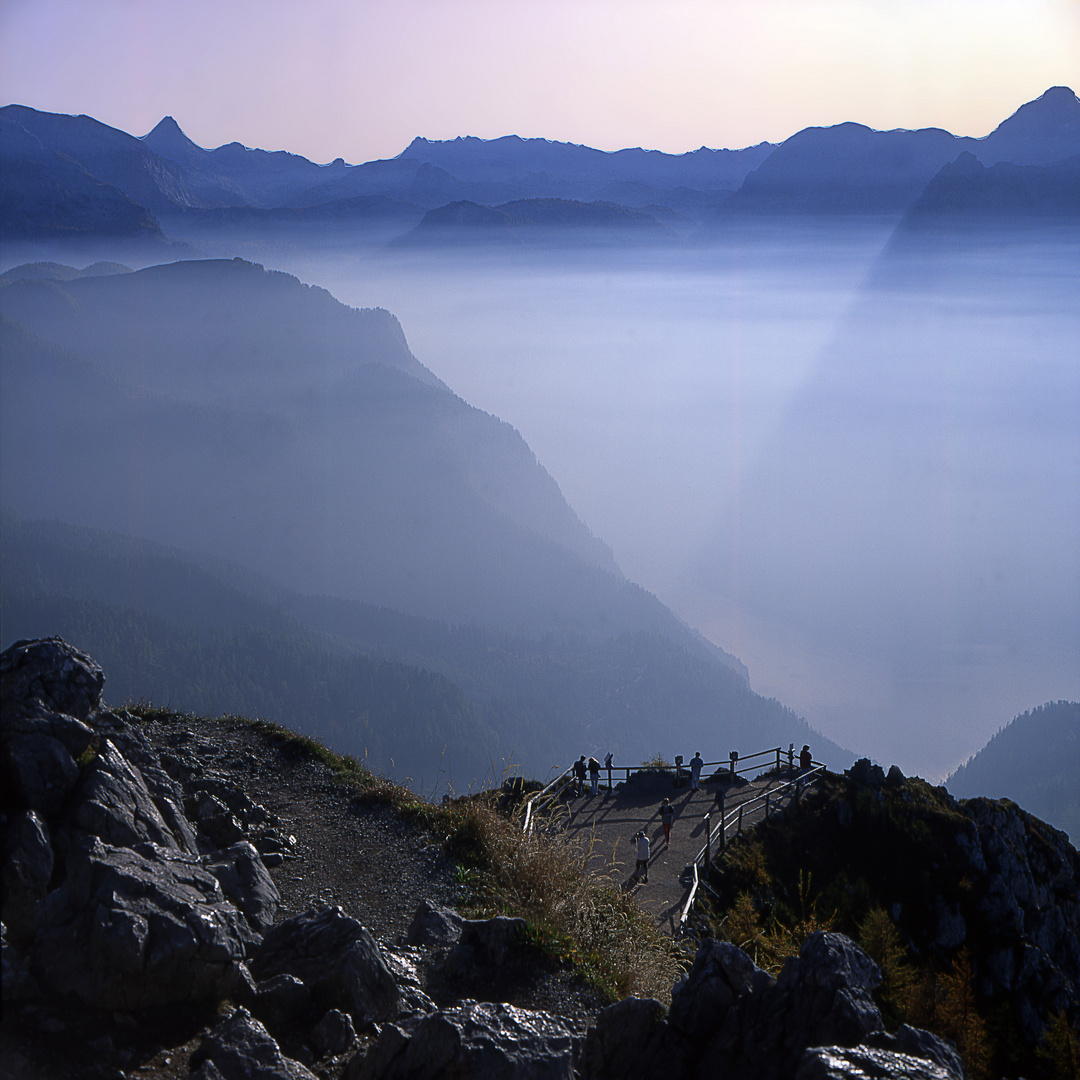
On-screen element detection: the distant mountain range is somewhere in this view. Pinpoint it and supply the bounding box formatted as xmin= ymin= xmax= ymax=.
xmin=2 ymin=86 xmax=1077 ymax=257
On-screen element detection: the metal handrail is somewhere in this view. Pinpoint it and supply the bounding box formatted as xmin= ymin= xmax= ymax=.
xmin=680 ymin=862 xmax=700 ymax=926
xmin=674 ymin=762 xmax=827 ymax=933
xmin=693 ymin=762 xmax=827 ymax=869
xmin=522 ymin=767 xmax=575 ymax=833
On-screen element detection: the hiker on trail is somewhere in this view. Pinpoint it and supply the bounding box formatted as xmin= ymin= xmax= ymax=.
xmin=660 ymin=797 xmax=675 ymax=843
xmin=574 ymin=755 xmax=587 ymax=796
xmin=690 ymin=751 xmax=704 ymax=791
xmin=634 ymin=830 xmax=650 ymax=881
xmin=588 ymin=755 xmax=601 ymax=796
xmin=800 ymin=745 xmax=812 ymax=771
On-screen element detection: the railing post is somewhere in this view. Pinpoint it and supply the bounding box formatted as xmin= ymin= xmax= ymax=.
xmin=717 ymin=791 xmax=725 ymax=851
xmin=776 ymin=747 xmax=781 ymax=773
xmin=730 ymin=750 xmax=738 ymax=779
xmin=765 ymin=791 xmax=770 ymax=819
xmin=704 ymin=812 xmax=711 ymax=866
xmin=738 ymin=804 xmax=744 ymax=833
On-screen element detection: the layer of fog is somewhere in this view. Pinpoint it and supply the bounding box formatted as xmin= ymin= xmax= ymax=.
xmin=265 ymin=223 xmax=1079 ymax=780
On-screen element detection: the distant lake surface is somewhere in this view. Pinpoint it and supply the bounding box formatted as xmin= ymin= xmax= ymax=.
xmin=280 ymin=222 xmax=1080 ymax=778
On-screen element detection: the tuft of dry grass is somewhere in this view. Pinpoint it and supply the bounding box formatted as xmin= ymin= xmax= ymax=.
xmin=440 ymin=797 xmax=684 ymax=1000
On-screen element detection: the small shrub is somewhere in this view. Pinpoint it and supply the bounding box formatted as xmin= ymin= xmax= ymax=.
xmin=639 ymin=752 xmax=673 ymax=771
xmin=1038 ymin=1010 xmax=1080 ymax=1080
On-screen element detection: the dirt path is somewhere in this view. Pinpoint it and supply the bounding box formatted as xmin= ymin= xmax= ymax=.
xmin=552 ymin=771 xmax=800 ymax=934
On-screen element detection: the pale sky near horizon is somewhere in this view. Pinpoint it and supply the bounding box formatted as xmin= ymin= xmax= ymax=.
xmin=2 ymin=0 xmax=1078 ymax=163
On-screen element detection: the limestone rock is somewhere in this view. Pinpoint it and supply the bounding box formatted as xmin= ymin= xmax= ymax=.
xmin=583 ymin=997 xmax=676 ymax=1080
xmin=796 ymin=1045 xmax=962 ymax=1079
xmin=668 ymin=938 xmax=761 ymax=1043
xmin=351 ymin=999 xmax=582 ymax=1080
xmin=587 ymin=933 xmax=899 ymax=1080
xmin=447 ymin=915 xmax=528 ymax=973
xmin=0 ymin=637 xmax=104 ymax=723
xmin=66 ymin=737 xmax=184 ymax=851
xmin=406 ymin=898 xmax=465 ymax=949
xmin=310 ymin=1008 xmax=356 ymax=1059
xmin=190 ymin=1008 xmax=318 ymax=1080
xmin=203 ymin=842 xmax=281 ymax=933
xmin=251 ymin=906 xmax=401 ymax=1028
xmin=2 ymin=731 xmax=80 ymax=818
xmin=31 ymin=837 xmax=257 ymax=1009
xmin=1 ymin=809 xmax=54 ymax=943
xmin=865 ymin=1025 xmax=966 ymax=1077
xmin=251 ymin=973 xmax=313 ymax=1036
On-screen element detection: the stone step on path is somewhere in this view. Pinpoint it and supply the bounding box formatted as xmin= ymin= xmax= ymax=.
xmin=553 ymin=771 xmax=799 ymax=935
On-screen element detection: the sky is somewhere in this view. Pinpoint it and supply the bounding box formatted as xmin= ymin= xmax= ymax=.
xmin=2 ymin=0 xmax=1079 ymax=163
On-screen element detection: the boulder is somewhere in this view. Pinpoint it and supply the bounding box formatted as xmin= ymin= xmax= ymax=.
xmin=31 ymin=837 xmax=257 ymax=1009
xmin=583 ymin=997 xmax=677 ymax=1080
xmin=190 ymin=1008 xmax=318 ymax=1080
xmin=0 ymin=637 xmax=104 ymax=723
xmin=382 ymin=944 xmax=438 ymax=1015
xmin=406 ymin=898 xmax=466 ymax=949
xmin=447 ymin=915 xmax=528 ymax=972
xmin=251 ymin=906 xmax=401 ymax=1028
xmin=251 ymin=973 xmax=313 ymax=1035
xmin=796 ymin=1045 xmax=962 ymax=1079
xmin=588 ymin=933 xmax=896 ymax=1080
xmin=102 ymin=721 xmax=200 ymax=853
xmin=668 ymin=938 xmax=762 ymax=1043
xmin=349 ymin=999 xmax=582 ymax=1080
xmin=203 ymin=842 xmax=280 ymax=933
xmin=190 ymin=791 xmax=248 ymax=848
xmin=866 ymin=1025 xmax=966 ymax=1077
xmin=310 ymin=1008 xmax=356 ymax=1059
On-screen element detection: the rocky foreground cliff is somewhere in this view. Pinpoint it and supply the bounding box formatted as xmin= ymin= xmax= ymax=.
xmin=2 ymin=638 xmax=1078 ymax=1079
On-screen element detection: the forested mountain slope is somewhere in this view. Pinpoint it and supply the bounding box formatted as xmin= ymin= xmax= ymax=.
xmin=1 ymin=514 xmax=847 ymax=788
xmin=947 ymin=701 xmax=1079 ymax=841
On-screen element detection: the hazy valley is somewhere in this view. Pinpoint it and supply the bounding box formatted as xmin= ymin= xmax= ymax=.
xmin=1 ymin=87 xmax=1077 ymax=802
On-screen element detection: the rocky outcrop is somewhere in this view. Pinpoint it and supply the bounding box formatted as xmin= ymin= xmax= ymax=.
xmin=190 ymin=1008 xmax=319 ymax=1080
xmin=349 ymin=1000 xmax=584 ymax=1080
xmin=584 ymin=932 xmax=962 ymax=1080
xmin=251 ymin=906 xmax=402 ymax=1029
xmin=0 ymin=637 xmax=279 ymax=1010
xmin=3 ymin=639 xmax=1073 ymax=1079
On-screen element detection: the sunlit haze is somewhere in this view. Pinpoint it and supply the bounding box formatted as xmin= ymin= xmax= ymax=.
xmin=2 ymin=0 xmax=1079 ymax=161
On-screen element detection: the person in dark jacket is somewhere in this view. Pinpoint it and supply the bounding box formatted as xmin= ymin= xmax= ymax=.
xmin=660 ymin=797 xmax=675 ymax=843
xmin=573 ymin=755 xmax=587 ymax=796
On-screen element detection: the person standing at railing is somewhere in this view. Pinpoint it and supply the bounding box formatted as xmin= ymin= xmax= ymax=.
xmin=660 ymin=797 xmax=675 ymax=842
xmin=800 ymin=745 xmax=812 ymax=771
xmin=690 ymin=751 xmax=704 ymax=791
xmin=574 ymin=755 xmax=587 ymax=796
xmin=588 ymin=755 xmax=601 ymax=796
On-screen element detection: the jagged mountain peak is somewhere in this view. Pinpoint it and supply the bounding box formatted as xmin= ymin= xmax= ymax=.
xmin=977 ymin=85 xmax=1080 ymax=165
xmin=141 ymin=114 xmax=207 ymax=164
